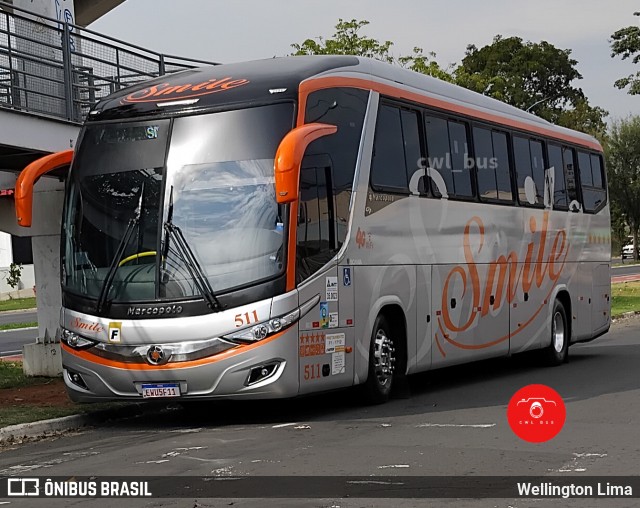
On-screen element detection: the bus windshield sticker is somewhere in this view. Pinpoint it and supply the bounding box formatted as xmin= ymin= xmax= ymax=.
xmin=329 ymin=312 xmax=339 ymax=329
xmin=320 ymin=302 xmax=329 ymax=329
xmin=326 ymin=277 xmax=338 ymax=301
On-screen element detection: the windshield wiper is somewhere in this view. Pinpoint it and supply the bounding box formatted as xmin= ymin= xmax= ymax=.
xmin=162 ymin=187 xmax=223 ymax=312
xmin=95 ymin=184 xmax=144 ymax=314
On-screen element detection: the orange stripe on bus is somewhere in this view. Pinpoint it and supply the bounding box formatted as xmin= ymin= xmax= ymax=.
xmin=61 ymin=328 xmax=288 ymax=371
xmin=298 ymin=77 xmax=602 ymax=152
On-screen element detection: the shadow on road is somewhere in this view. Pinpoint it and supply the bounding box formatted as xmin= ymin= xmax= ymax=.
xmin=100 ymin=332 xmax=639 ymax=431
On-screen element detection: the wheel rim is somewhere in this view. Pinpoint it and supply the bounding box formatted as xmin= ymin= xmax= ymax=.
xmin=373 ymin=329 xmax=396 ymax=387
xmin=552 ymin=311 xmax=565 ymax=353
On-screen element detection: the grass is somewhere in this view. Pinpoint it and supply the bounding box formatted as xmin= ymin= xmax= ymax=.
xmin=0 ymin=297 xmax=37 ymax=312
xmin=0 ymin=403 xmax=127 ymax=428
xmin=611 ymin=281 xmax=640 ymax=318
xmin=0 ymin=361 xmax=52 ymax=389
xmin=0 ymin=407 xmax=86 ymax=428
xmin=0 ymin=362 xmax=127 ymax=428
xmin=0 ymin=321 xmax=37 ymax=331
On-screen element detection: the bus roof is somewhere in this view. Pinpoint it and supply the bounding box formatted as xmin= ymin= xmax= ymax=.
xmin=90 ymin=55 xmax=601 ymax=152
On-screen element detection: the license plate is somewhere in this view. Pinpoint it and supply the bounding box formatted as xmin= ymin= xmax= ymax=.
xmin=141 ymin=383 xmax=180 ymax=398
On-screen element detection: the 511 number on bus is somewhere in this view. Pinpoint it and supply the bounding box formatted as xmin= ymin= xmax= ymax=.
xmin=235 ymin=310 xmax=259 ymax=328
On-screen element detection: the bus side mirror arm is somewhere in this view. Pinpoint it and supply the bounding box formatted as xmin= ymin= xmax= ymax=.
xmin=15 ymin=150 xmax=74 ymax=227
xmin=274 ymin=123 xmax=337 ymax=204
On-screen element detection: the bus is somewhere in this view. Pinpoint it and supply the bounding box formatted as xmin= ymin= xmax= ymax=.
xmin=16 ymin=56 xmax=611 ymax=403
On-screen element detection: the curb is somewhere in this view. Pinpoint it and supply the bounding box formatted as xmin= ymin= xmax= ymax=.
xmin=0 ymin=414 xmax=93 ymax=443
xmin=611 ymin=311 xmax=640 ymax=323
xmin=0 ymin=308 xmax=37 ymax=315
xmin=0 ymin=326 xmax=38 ymax=334
xmin=0 ymin=404 xmax=148 ymax=444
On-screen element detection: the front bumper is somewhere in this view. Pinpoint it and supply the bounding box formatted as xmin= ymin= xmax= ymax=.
xmin=61 ymin=327 xmax=299 ymax=402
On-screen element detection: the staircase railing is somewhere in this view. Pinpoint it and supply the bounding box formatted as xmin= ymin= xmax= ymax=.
xmin=0 ymin=1 xmax=216 ymax=123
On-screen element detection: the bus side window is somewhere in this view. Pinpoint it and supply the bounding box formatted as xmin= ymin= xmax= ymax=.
xmin=448 ymin=121 xmax=473 ymax=197
xmin=424 ymin=115 xmax=472 ymax=198
xmin=370 ymin=104 xmax=410 ymax=193
xmin=547 ymin=144 xmax=568 ymax=209
xmin=473 ymin=127 xmax=512 ymax=202
xmin=297 ymin=164 xmax=337 ymax=284
xmin=562 ymin=146 xmax=579 ymax=208
xmin=579 ymin=151 xmax=607 ymax=212
xmin=304 ymin=87 xmax=369 ymax=249
xmin=530 ymin=140 xmax=545 ymax=205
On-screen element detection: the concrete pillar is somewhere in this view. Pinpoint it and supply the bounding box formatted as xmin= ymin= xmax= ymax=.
xmin=22 ymin=187 xmax=64 ymax=376
xmin=32 ymin=234 xmax=62 ymax=343
xmin=0 ymin=232 xmax=12 ymax=267
xmin=0 ymin=170 xmax=65 ymax=376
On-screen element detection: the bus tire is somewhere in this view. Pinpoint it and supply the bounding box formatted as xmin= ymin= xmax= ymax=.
xmin=541 ymin=299 xmax=569 ymax=366
xmin=363 ymin=314 xmax=396 ymax=404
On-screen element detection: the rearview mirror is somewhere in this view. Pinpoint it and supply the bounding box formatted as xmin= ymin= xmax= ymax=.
xmin=16 ymin=150 xmax=74 ymax=227
xmin=274 ymin=123 xmax=337 ymax=204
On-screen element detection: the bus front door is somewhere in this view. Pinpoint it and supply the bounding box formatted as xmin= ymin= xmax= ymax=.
xmin=296 ymin=161 xmax=355 ymax=394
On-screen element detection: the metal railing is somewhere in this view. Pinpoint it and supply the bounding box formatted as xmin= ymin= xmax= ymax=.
xmin=0 ymin=1 xmax=217 ymax=123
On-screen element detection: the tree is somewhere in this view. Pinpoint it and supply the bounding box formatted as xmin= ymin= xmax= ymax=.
xmin=455 ymin=36 xmax=607 ymax=132
xmin=292 ymin=24 xmax=606 ymax=134
xmin=292 ymin=19 xmax=394 ymax=63
xmin=397 ymin=47 xmax=456 ymax=83
xmin=291 ymin=19 xmax=454 ymax=81
xmin=6 ymin=262 xmax=22 ymax=295
xmin=556 ymin=99 xmax=608 ymax=138
xmin=611 ymin=12 xmax=640 ymax=94
xmin=606 ymin=116 xmax=640 ymax=261
xmin=610 ymin=200 xmax=629 ymax=257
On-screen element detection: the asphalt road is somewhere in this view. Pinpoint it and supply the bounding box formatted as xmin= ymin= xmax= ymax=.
xmin=0 ymin=310 xmax=37 ymax=326
xmin=0 ymin=327 xmax=37 ymax=357
xmin=0 ymin=317 xmax=638 ymax=507
xmin=611 ymin=262 xmax=640 ymax=278
xmin=0 ymin=311 xmax=37 ymax=356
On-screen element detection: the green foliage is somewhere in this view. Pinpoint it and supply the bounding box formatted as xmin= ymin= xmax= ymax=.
xmin=6 ymin=262 xmax=22 ymax=290
xmin=556 ymin=99 xmax=608 ymax=138
xmin=611 ymin=12 xmax=640 ymax=94
xmin=291 ymin=19 xmax=454 ymax=81
xmin=606 ymin=116 xmax=640 ymax=261
xmin=610 ymin=200 xmax=629 ymax=255
xmin=455 ymin=36 xmax=606 ymax=129
xmin=397 ymin=47 xmax=456 ymax=83
xmin=291 ymin=22 xmax=606 ymax=135
xmin=292 ymin=19 xmax=394 ymax=63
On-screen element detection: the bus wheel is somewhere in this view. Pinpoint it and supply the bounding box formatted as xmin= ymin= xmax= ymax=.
xmin=542 ymin=299 xmax=569 ymax=366
xmin=363 ymin=314 xmax=396 ymax=404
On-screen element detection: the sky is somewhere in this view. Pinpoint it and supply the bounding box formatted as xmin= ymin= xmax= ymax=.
xmin=90 ymin=0 xmax=640 ymax=121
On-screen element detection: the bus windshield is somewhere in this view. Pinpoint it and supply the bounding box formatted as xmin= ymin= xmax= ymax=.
xmin=62 ymin=103 xmax=294 ymax=304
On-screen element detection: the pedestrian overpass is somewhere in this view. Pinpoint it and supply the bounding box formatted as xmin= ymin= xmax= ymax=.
xmin=0 ymin=0 xmax=213 ymax=374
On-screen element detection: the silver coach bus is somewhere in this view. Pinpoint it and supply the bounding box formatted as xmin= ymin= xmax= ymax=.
xmin=16 ymin=56 xmax=610 ymax=403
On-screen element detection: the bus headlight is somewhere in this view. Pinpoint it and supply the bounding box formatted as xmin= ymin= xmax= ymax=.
xmin=60 ymin=328 xmax=97 ymax=350
xmin=223 ymin=294 xmax=320 ymax=344
xmin=224 ymin=308 xmax=300 ymax=343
